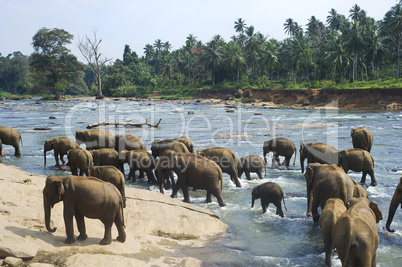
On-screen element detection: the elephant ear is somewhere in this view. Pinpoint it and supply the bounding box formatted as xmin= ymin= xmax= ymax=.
xmin=305 ymin=166 xmax=314 ymax=185
xmin=55 ymin=181 xmax=65 ymax=200
xmin=369 ymin=202 xmax=383 ymax=223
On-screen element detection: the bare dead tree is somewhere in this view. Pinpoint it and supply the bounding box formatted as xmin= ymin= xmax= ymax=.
xmin=78 ymin=28 xmax=112 ymax=99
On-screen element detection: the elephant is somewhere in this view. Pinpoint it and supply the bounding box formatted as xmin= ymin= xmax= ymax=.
xmin=172 ymin=136 xmax=194 ymax=153
xmin=332 ymin=197 xmax=383 ymax=267
xmin=91 ymin=148 xmax=123 ymax=173
xmin=352 ymin=179 xmax=367 ymax=198
xmin=251 ymin=182 xmax=286 ymax=216
xmin=351 ymin=127 xmax=373 ymax=152
xmin=338 ymin=148 xmax=377 ymax=186
xmin=119 ymin=150 xmax=157 ymax=183
xmin=43 ymin=175 xmax=126 ymax=245
xmin=0 ymin=126 xmax=23 ymax=157
xmin=304 ymin=163 xmax=355 ymax=222
xmin=44 ymin=137 xmax=79 ymax=168
xmin=238 ymin=155 xmax=265 ymax=180
xmin=89 ymin=165 xmax=126 ymax=208
xmin=75 ymin=129 xmax=115 ymax=150
xmin=197 ymin=147 xmax=241 ymax=187
xmin=263 ymin=138 xmax=296 ymax=168
xmin=151 ymin=139 xmax=189 ymax=158
xmin=319 ymin=198 xmax=347 ymax=266
xmin=385 ymin=177 xmax=402 ymax=232
xmin=115 ymin=134 xmax=146 ymax=154
xmin=67 ymin=147 xmax=93 ymax=176
xmin=299 ymin=142 xmax=338 ymax=173
xmin=157 ymin=150 xmax=226 ymax=206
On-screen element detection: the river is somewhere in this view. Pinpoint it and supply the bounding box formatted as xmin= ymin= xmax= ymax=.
xmin=1 ymin=98 xmax=401 ymax=266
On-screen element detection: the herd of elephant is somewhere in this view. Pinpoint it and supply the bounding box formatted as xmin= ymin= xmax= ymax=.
xmin=0 ymin=125 xmax=401 ymax=266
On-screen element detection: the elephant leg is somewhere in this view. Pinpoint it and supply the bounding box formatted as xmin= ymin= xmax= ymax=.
xmin=171 ymin=182 xmax=180 ymax=198
xmin=147 ymin=170 xmax=157 ymax=184
xmin=212 ymin=191 xmax=226 ymax=207
xmin=275 ymin=202 xmax=284 ymax=217
xmin=261 ymin=199 xmax=268 ymax=213
xmin=60 ymin=154 xmax=66 ymax=164
xmin=64 ymin=212 xmax=75 ymax=244
xmin=14 ymin=144 xmax=21 ymax=157
xmin=360 ymin=172 xmax=367 ymax=184
xmin=182 ymin=186 xmax=190 ymax=203
xmin=114 ymin=210 xmax=126 ymax=243
xmin=79 ymin=169 xmax=84 ymax=176
xmin=100 ymin=220 xmax=113 ymax=245
xmin=139 ymin=170 xmax=145 ymax=179
xmin=245 ymin=170 xmax=252 ymax=180
xmin=229 ymin=170 xmax=241 ymax=187
xmin=75 ymin=212 xmax=88 ymax=241
xmin=275 ymin=155 xmax=281 ymax=166
xmin=129 ymin=168 xmax=136 ymax=182
xmin=367 ymin=170 xmax=377 ymax=186
xmin=312 ymin=198 xmax=320 ymax=222
xmin=257 ymin=169 xmax=263 ymax=179
xmin=54 ymin=151 xmax=61 ymax=168
xmin=283 ymin=156 xmax=291 ymax=167
xmin=206 ymin=192 xmax=212 ymax=203
xmin=70 ymin=164 xmax=78 ymax=176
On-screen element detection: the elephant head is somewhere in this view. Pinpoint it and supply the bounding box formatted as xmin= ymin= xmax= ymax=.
xmin=251 ymin=186 xmax=261 ymax=208
xmin=386 ymin=177 xmax=402 ymax=232
xmin=262 ymin=140 xmax=272 ymax=163
xmin=75 ymin=130 xmax=85 ymax=145
xmin=347 ymin=197 xmax=383 ymax=223
xmin=43 ymin=175 xmax=65 ymax=233
xmin=299 ymin=143 xmax=308 ymax=173
xmin=304 ymin=163 xmax=320 ymax=217
xmin=43 ymin=139 xmax=54 ymax=166
xmin=151 ymin=140 xmax=161 ymax=158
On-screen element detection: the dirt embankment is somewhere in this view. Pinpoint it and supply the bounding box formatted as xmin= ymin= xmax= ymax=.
xmin=199 ymin=88 xmax=402 ymax=110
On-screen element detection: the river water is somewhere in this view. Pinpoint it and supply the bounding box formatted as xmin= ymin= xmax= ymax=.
xmin=1 ymin=99 xmax=401 ymax=266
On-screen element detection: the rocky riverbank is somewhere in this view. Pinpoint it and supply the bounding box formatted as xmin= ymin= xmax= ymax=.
xmin=0 ymin=164 xmax=228 ymax=266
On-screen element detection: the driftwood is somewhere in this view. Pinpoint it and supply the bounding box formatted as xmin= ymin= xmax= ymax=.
xmin=86 ymin=117 xmax=163 ymax=129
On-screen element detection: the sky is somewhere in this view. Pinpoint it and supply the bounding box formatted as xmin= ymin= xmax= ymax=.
xmin=1 ymin=0 xmax=399 ymax=63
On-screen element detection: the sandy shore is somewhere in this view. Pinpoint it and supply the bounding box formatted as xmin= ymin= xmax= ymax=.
xmin=0 ymin=163 xmax=228 ymax=266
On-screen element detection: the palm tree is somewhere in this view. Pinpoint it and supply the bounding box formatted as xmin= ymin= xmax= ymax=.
xmin=291 ymin=32 xmax=313 ymax=89
xmin=245 ymin=25 xmax=265 ymax=78
xmin=344 ymin=22 xmax=364 ymax=88
xmin=381 ymin=3 xmax=402 ymax=82
xmin=143 ymin=44 xmax=154 ymax=64
xmin=326 ymin=33 xmax=350 ymax=83
xmin=259 ymin=39 xmax=279 ymax=87
xmin=284 ymin=18 xmax=301 ymax=37
xmin=202 ymin=40 xmax=222 ymax=86
xmin=234 ymin=18 xmax=247 ymax=33
xmin=163 ymin=41 xmax=172 ymax=52
xmin=225 ymin=42 xmax=246 ymax=83
xmin=349 ymin=4 xmax=362 ymax=23
xmin=364 ymin=28 xmax=388 ymax=85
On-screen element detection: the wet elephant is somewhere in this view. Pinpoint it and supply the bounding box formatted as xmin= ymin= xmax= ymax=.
xmin=263 ymin=138 xmax=296 ymax=168
xmin=238 ymin=155 xmax=265 ymax=180
xmin=43 ymin=175 xmax=126 ymax=245
xmin=304 ymin=163 xmax=354 ymax=222
xmin=385 ymin=177 xmax=402 ymax=232
xmin=67 ymin=147 xmax=93 ymax=176
xmin=115 ymin=134 xmax=146 ymax=154
xmin=120 ymin=150 xmax=157 ymax=183
xmin=338 ymin=148 xmax=377 ymax=186
xmin=251 ymin=182 xmax=286 ymax=216
xmin=0 ymin=126 xmax=23 ymax=157
xmin=351 ymin=127 xmax=373 ymax=152
xmin=91 ymin=148 xmax=123 ymax=173
xmin=332 ymin=197 xmax=382 ymax=267
xmin=299 ymin=142 xmax=338 ymax=173
xmin=151 ymin=139 xmax=189 ymax=158
xmin=75 ymin=129 xmax=115 ymax=150
xmin=44 ymin=137 xmax=78 ymax=168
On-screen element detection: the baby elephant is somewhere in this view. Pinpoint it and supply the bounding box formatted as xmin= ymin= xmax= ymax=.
xmin=90 ymin=165 xmax=126 ymax=208
xmin=251 ymin=182 xmax=286 ymax=216
xmin=238 ymin=155 xmax=265 ymax=180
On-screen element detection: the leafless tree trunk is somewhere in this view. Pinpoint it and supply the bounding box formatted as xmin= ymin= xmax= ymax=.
xmin=78 ymin=28 xmax=112 ymax=99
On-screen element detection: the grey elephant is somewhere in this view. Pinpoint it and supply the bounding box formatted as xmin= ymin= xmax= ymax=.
xmin=299 ymin=142 xmax=338 ymax=173
xmin=67 ymin=147 xmax=93 ymax=176
xmin=115 ymin=134 xmax=146 ymax=155
xmin=157 ymin=150 xmax=226 ymax=206
xmin=43 ymin=175 xmax=126 ymax=245
xmin=238 ymin=155 xmax=265 ymax=180
xmin=352 ymin=179 xmax=367 ymax=198
xmin=197 ymin=147 xmax=241 ymax=187
xmin=351 ymin=127 xmax=373 ymax=152
xmin=263 ymin=138 xmax=296 ymax=168
xmin=44 ymin=137 xmax=79 ymax=168
xmin=172 ymin=136 xmax=194 ymax=153
xmin=120 ymin=150 xmax=157 ymax=183
xmin=75 ymin=129 xmax=115 ymax=150
xmin=90 ymin=165 xmax=126 ymax=208
xmin=319 ymin=198 xmax=346 ymax=266
xmin=338 ymin=148 xmax=377 ymax=186
xmin=0 ymin=126 xmax=23 ymax=157
xmin=251 ymin=182 xmax=286 ymax=216
xmin=91 ymin=148 xmax=123 ymax=173
xmin=151 ymin=139 xmax=189 ymax=158
xmin=333 ymin=197 xmax=382 ymax=267
xmin=386 ymin=177 xmax=402 ymax=232
xmin=304 ymin=163 xmax=355 ymax=222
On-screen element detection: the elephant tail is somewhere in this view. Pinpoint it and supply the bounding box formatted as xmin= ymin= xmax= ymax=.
xmin=293 ymin=148 xmax=297 ymax=165
xmin=19 ymin=132 xmax=23 ymax=146
xmin=282 ymin=191 xmax=287 ymax=211
xmin=341 ymin=219 xmax=353 ymax=266
xmin=120 ymin=199 xmax=125 ymax=227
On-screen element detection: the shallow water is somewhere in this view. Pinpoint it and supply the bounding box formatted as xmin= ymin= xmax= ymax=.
xmin=1 ymin=99 xmax=401 ymax=266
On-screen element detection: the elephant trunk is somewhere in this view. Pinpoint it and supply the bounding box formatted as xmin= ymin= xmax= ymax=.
xmin=251 ymin=197 xmax=255 ymax=208
xmin=44 ymin=146 xmax=49 ymax=166
xmin=300 ymin=155 xmax=305 ymax=173
xmin=306 ymin=185 xmax=313 ymax=217
xmin=386 ymin=195 xmax=400 ymax=232
xmin=44 ymin=195 xmax=57 ymax=233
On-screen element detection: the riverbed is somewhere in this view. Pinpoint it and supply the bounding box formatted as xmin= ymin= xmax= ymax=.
xmin=1 ymin=98 xmax=401 ymax=266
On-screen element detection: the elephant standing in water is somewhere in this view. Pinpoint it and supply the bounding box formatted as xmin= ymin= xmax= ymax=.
xmin=67 ymin=147 xmax=93 ymax=176
xmin=304 ymin=163 xmax=354 ymax=222
xmin=75 ymin=129 xmax=115 ymax=150
xmin=299 ymin=142 xmax=338 ymax=173
xmin=43 ymin=175 xmax=126 ymax=245
xmin=157 ymin=150 xmax=226 ymax=206
xmin=44 ymin=137 xmax=78 ymax=168
xmin=338 ymin=148 xmax=377 ymax=186
xmin=263 ymin=138 xmax=296 ymax=168
xmin=197 ymin=147 xmax=241 ymax=187
xmin=251 ymin=182 xmax=286 ymax=216
xmin=115 ymin=134 xmax=146 ymax=154
xmin=151 ymin=139 xmax=189 ymax=158
xmin=386 ymin=177 xmax=402 ymax=232
xmin=333 ymin=197 xmax=382 ymax=267
xmin=238 ymin=155 xmax=265 ymax=180
xmin=351 ymin=127 xmax=373 ymax=152
xmin=0 ymin=126 xmax=23 ymax=157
